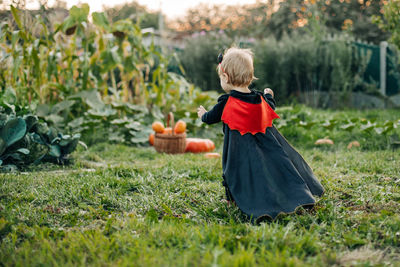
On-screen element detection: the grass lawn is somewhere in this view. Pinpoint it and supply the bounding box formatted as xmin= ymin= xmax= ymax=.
xmin=0 ymin=142 xmax=399 ymax=266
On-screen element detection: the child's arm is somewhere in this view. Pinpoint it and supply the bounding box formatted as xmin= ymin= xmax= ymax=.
xmin=198 ymin=94 xmax=229 ymax=124
xmin=263 ymin=88 xmax=276 ymax=110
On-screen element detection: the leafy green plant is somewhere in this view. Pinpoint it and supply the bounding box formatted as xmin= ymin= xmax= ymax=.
xmin=275 ymin=105 xmax=400 ymax=150
xmin=0 ymin=102 xmax=83 ymax=171
xmin=178 ymin=31 xmax=233 ymax=92
xmin=373 ymin=1 xmax=400 ymax=51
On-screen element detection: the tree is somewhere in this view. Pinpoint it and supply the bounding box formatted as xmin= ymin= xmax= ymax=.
xmin=315 ymin=0 xmax=390 ymax=43
xmin=169 ymin=0 xmax=390 ymax=43
xmin=103 ymin=1 xmax=162 ymax=30
xmin=169 ymin=1 xmax=280 ymax=38
xmin=373 ymin=0 xmax=400 ymax=50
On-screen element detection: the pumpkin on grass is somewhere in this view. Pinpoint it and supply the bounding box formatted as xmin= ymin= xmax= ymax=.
xmin=185 ymin=138 xmax=215 ymax=153
xmin=149 ymin=133 xmax=155 ymax=146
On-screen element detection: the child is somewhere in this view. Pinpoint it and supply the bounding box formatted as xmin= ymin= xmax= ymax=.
xmin=197 ymin=47 xmax=324 ymax=222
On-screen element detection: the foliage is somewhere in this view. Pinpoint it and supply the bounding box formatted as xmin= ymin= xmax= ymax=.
xmin=373 ymin=0 xmax=400 ymax=51
xmin=103 ymin=1 xmax=162 ymax=30
xmin=0 ymin=91 xmax=82 ymax=171
xmin=0 ymin=5 xmax=215 ymax=146
xmin=0 ymin=143 xmax=399 ymax=265
xmin=275 ymin=0 xmax=390 ymax=43
xmin=253 ymin=33 xmax=376 ymax=102
xmin=274 ymin=105 xmax=400 ymax=150
xmin=171 ymin=0 xmax=389 ymax=43
xmin=177 ymin=32 xmax=375 ymax=102
xmin=170 ymin=2 xmax=278 ymax=38
xmin=178 ymin=31 xmax=233 ymax=91
xmin=33 ymin=81 xmax=216 ymax=146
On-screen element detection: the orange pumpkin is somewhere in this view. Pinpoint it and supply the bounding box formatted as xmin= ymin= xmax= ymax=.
xmin=206 ymin=139 xmax=215 ymax=151
xmin=149 ymin=133 xmax=155 ymax=146
xmin=185 ymin=138 xmax=215 ymax=153
xmin=152 ymin=121 xmax=165 ymax=133
xmin=163 ymin=127 xmax=173 ymax=135
xmin=174 ymin=120 xmax=187 ymax=134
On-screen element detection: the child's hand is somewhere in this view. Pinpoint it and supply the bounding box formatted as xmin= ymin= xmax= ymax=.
xmin=264 ymin=88 xmax=274 ymax=97
xmin=197 ymin=105 xmax=207 ymax=118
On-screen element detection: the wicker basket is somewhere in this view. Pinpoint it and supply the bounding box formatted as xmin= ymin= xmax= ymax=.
xmin=154 ymin=112 xmax=186 ymax=154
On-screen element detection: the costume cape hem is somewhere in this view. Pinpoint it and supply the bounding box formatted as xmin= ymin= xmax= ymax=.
xmin=253 ymin=201 xmax=317 ymax=222
xmin=225 ymin=179 xmax=318 ymax=222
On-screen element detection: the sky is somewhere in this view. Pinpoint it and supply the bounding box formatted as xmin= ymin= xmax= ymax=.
xmin=23 ymin=0 xmax=259 ymax=19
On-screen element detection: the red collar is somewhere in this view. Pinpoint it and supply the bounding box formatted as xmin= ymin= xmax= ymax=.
xmin=221 ymin=96 xmax=279 ymax=135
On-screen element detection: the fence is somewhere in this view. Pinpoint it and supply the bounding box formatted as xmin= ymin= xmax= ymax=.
xmin=354 ymin=41 xmax=400 ymax=97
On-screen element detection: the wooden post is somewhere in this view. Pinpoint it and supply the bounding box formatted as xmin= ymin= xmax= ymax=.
xmin=380 ymin=41 xmax=388 ymax=96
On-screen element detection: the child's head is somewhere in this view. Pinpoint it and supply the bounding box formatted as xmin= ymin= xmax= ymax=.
xmin=217 ymin=47 xmax=255 ymax=91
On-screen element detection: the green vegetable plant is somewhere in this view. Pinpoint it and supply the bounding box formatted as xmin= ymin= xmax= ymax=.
xmin=275 ymin=105 xmax=400 ymax=150
xmin=0 ymin=94 xmax=83 ymax=171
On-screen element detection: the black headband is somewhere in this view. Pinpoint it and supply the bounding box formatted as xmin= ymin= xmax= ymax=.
xmin=218 ymin=53 xmax=223 ymax=64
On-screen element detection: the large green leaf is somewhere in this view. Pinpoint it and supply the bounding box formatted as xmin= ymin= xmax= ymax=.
xmin=51 ymin=100 xmax=75 ymax=114
xmin=47 ymin=127 xmax=59 ymax=144
xmin=298 ymin=121 xmax=316 ymax=129
xmin=68 ymin=117 xmax=84 ymax=128
xmin=0 ymin=114 xmax=7 ymax=128
xmin=0 ymin=87 xmax=17 ymax=105
xmin=125 ymin=121 xmax=141 ymax=131
xmin=69 ymin=90 xmax=105 ymax=110
xmin=87 ymin=107 xmax=116 ymax=117
xmin=92 ymin=12 xmax=110 ymax=31
xmin=340 ymin=122 xmax=356 ymax=132
xmin=16 ymin=148 xmax=29 ymax=155
xmin=62 ymin=4 xmax=90 ymax=34
xmin=100 ymin=50 xmax=118 ymax=73
xmin=36 ymin=104 xmax=51 ymax=117
xmin=49 ymin=145 xmax=61 ymax=158
xmin=35 ymin=123 xmax=49 ymax=136
xmin=45 ymin=114 xmax=64 ymax=126
xmin=0 ymin=118 xmax=26 ymax=146
xmin=10 ymin=6 xmax=22 ymax=29
xmin=125 ymin=103 xmax=148 ymax=114
xmin=24 ymin=115 xmax=38 ymax=133
xmin=111 ymin=118 xmax=129 ymax=125
xmin=60 ymin=134 xmax=80 ymax=155
xmin=360 ymin=121 xmax=376 ymax=133
xmin=70 ymin=4 xmax=90 ymax=21
xmin=31 ymin=133 xmax=45 ymax=145
xmin=112 ymin=19 xmax=134 ymax=34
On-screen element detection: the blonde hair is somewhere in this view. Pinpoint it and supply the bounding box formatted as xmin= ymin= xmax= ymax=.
xmin=217 ymin=47 xmax=256 ymax=87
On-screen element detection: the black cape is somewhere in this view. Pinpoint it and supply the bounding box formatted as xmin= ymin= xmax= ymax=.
xmin=202 ymin=90 xmax=324 ymax=222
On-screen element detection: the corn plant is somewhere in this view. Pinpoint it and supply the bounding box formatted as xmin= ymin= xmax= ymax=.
xmin=1 ymin=4 xmax=217 ymax=147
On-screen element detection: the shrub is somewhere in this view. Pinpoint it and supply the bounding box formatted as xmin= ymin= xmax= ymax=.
xmin=178 ymin=31 xmax=233 ymax=92
xmin=0 ymin=94 xmax=83 ymax=171
xmin=252 ymin=34 xmax=373 ymax=103
xmin=177 ymin=32 xmax=376 ymax=104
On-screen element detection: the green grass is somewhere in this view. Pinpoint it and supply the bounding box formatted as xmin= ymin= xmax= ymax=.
xmin=0 ymin=142 xmax=400 ymax=266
